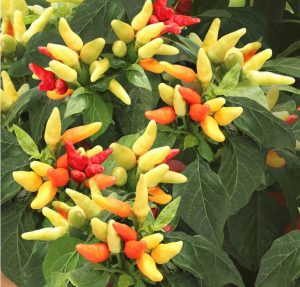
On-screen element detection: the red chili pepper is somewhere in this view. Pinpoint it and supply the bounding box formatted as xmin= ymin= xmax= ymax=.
xmin=189 ymin=104 xmax=210 ymax=122
xmin=148 ymin=15 xmax=160 ymax=24
xmin=56 ymin=153 xmax=68 ymax=169
xmin=179 ymin=86 xmax=201 ymax=105
xmin=166 ymin=159 xmax=186 ymax=172
xmin=55 ymin=79 xmax=68 ymax=95
xmin=163 ymin=149 xmax=180 ymax=162
xmin=65 ymin=141 xmax=88 ymax=171
xmin=85 ymin=164 xmax=105 ymax=178
xmin=38 ymin=46 xmax=56 ymax=59
xmin=153 ymin=0 xmax=175 ymax=21
xmin=76 ymin=243 xmax=110 ymax=263
xmin=160 ymin=22 xmax=181 ymax=35
xmin=124 ymin=240 xmax=147 ymax=259
xmin=175 ymin=0 xmax=193 ymax=15
xmin=170 ymin=15 xmax=200 ymax=27
xmin=90 ymin=148 xmax=113 ymax=164
xmin=29 ymin=63 xmax=55 ymax=91
xmin=145 ymin=107 xmax=176 ymax=125
xmin=47 ymin=168 xmax=70 ymax=187
xmin=71 ymin=170 xmax=86 ymax=183
xmin=151 ymin=207 xmax=159 ymax=219
xmin=112 ymin=222 xmax=137 ymax=241
xmin=162 ymin=225 xmax=173 ymax=232
xmin=285 ymin=115 xmax=298 ymax=125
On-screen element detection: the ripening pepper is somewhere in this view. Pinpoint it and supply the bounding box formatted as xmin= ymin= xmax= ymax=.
xmin=136 ymin=22 xmax=164 ymax=44
xmin=113 ymin=222 xmax=137 ymax=241
xmin=272 ymin=111 xmax=289 ymax=121
xmin=12 ymin=171 xmax=43 ymax=192
xmin=205 ymin=97 xmax=226 ymax=112
xmin=66 ymin=188 xmax=103 ymax=219
xmin=246 ymin=71 xmax=295 ymax=86
xmin=148 ymin=187 xmax=172 ymax=204
xmin=207 ymin=28 xmax=247 ymax=64
xmin=12 ymin=10 xmax=26 ymax=43
xmin=91 ymin=218 xmax=108 ymax=242
xmin=47 ymin=43 xmax=79 ymax=68
xmin=200 ymin=116 xmax=225 ymax=142
xmin=159 ymin=171 xmax=187 ymax=184
xmin=266 ymin=150 xmax=286 ymax=168
xmin=151 ymin=241 xmax=183 ymax=264
xmin=90 ymin=58 xmax=110 ymax=82
xmin=242 ymin=49 xmax=272 ymax=72
xmin=223 ymin=47 xmax=244 ymax=70
xmin=108 ymin=79 xmax=131 ymax=105
xmin=49 ymin=60 xmax=78 ymax=83
xmin=138 ymin=38 xmax=164 ymax=59
xmin=124 ymin=240 xmax=147 ymax=259
xmin=156 ymin=44 xmax=179 ymax=56
xmin=44 ymin=107 xmax=61 ymax=151
xmin=42 ymin=207 xmax=69 ymax=230
xmin=22 ymin=226 xmax=66 ymax=241
xmin=131 ymin=0 xmax=153 ymax=31
xmin=138 ymin=146 xmax=170 ymax=172
xmin=111 ymin=20 xmax=135 ymax=43
xmin=31 ymin=181 xmax=57 ymax=209
xmin=111 ymin=167 xmax=128 ymax=186
xmin=141 ymin=233 xmax=164 ymax=249
xmin=133 ymin=175 xmax=150 ymax=222
xmin=158 ymin=83 xmax=174 ymax=105
xmin=62 ymin=122 xmax=102 ymax=144
xmin=112 ymin=40 xmax=127 ymax=58
xmin=163 ymin=149 xmax=180 ymax=162
xmin=48 ymin=168 xmax=70 ymax=187
xmin=0 ymin=34 xmax=16 ymax=56
xmin=58 ymin=17 xmax=83 ymax=52
xmin=23 ymin=7 xmax=54 ymax=43
xmin=144 ymin=164 xmax=169 ymax=187
xmin=136 ymin=253 xmax=163 ymax=282
xmin=52 ymin=201 xmax=72 ymax=219
xmin=179 ymin=86 xmax=201 ymax=105
xmin=173 ymin=85 xmax=187 ymax=117
xmin=139 ymin=58 xmax=165 ymax=74
xmin=85 ymin=173 xmax=117 ymax=190
xmin=30 ymin=161 xmax=52 ymax=177
xmin=107 ymin=220 xmax=121 ymax=254
xmin=239 ymin=42 xmax=262 ymax=62
xmin=266 ymin=86 xmax=279 ymax=111
xmin=80 ymin=37 xmax=105 ymax=64
xmin=76 ymin=243 xmax=110 ymax=263
xmin=159 ymin=61 xmax=197 ymax=83
xmin=214 ymin=107 xmax=243 ymax=126
xmin=145 ymin=107 xmax=176 ymax=125
xmin=68 ymin=208 xmax=88 ymax=229
xmin=86 ymin=145 xmax=103 ymax=157
xmin=110 ymin=143 xmax=137 ymax=170
xmin=201 ymin=18 xmax=220 ymax=53
xmin=132 ymin=120 xmax=157 ymax=156
xmin=46 ymin=88 xmax=73 ymax=100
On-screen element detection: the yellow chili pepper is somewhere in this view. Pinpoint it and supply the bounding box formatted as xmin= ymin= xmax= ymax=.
xmin=85 ymin=145 xmax=103 ymax=157
xmin=1 ymin=70 xmax=18 ymax=102
xmin=109 ymin=142 xmax=137 ymax=170
xmin=144 ymin=164 xmax=169 ymax=187
xmin=1 ymin=89 xmax=13 ymax=112
xmin=207 ymin=28 xmax=246 ymax=64
xmin=80 ymin=37 xmax=105 ymax=64
xmin=148 ymin=187 xmax=172 ymax=205
xmin=17 ymin=83 xmax=29 ymax=97
xmin=44 ymin=107 xmax=61 ymax=151
xmin=188 ymin=32 xmax=202 ymax=46
xmin=136 ymin=22 xmax=164 ymax=44
xmin=214 ymin=107 xmax=243 ymax=126
xmin=58 ymin=17 xmax=83 ymax=51
xmin=91 ymin=218 xmax=108 ymax=242
xmin=31 ymin=181 xmax=57 ymax=209
xmin=197 ymin=47 xmax=212 ymax=85
xmin=21 ymin=226 xmax=66 ymax=241
xmin=136 ymin=253 xmax=163 ymax=282
xmin=107 ymin=219 xmax=121 ymax=253
xmin=111 ymin=166 xmax=128 ymax=186
xmin=138 ymin=146 xmax=170 ymax=172
xmin=242 ymin=49 xmax=272 ymax=72
xmin=42 ymin=207 xmax=69 ymax=230
xmin=266 ymin=150 xmax=286 ymax=168
xmin=201 ymin=18 xmax=221 ymax=52
xmin=132 ymin=120 xmax=157 ymax=156
xmin=246 ymin=71 xmax=295 ymax=86
xmin=266 ymin=86 xmax=279 ymax=111
xmin=10 ymin=0 xmax=28 ymax=16
xmin=30 ymin=161 xmax=53 ymax=177
xmin=90 ymin=58 xmax=110 ymax=82
xmin=13 ymin=10 xmax=26 ymax=43
xmin=223 ymin=47 xmax=244 ymax=70
xmin=1 ymin=0 xmax=10 ymax=18
xmin=138 ymin=38 xmax=164 ymax=59
xmin=12 ymin=171 xmax=43 ymax=192
xmin=155 ymin=44 xmax=179 ymax=56
xmin=205 ymin=97 xmax=226 ymax=112
xmin=49 ymin=60 xmax=78 ymax=83
xmin=141 ymin=233 xmax=164 ymax=249
xmin=158 ymin=83 xmax=174 ymax=106
xmin=46 ymin=89 xmax=73 ymax=100
xmin=133 ymin=175 xmax=150 ymax=222
xmin=47 ymin=43 xmax=79 ymax=68
xmin=112 ymin=40 xmax=127 ymax=58
xmin=159 ymin=171 xmax=187 ymax=184
xmin=200 ymin=116 xmax=225 ymax=142
xmin=272 ymin=111 xmax=289 ymax=121
xmin=131 ymin=0 xmax=153 ymax=31
xmin=23 ymin=7 xmax=54 ymax=43
xmin=151 ymin=241 xmax=183 ymax=264
xmin=173 ymin=85 xmax=186 ymax=116
xmin=108 ymin=79 xmax=131 ymax=105
xmin=111 ymin=20 xmax=135 ymax=43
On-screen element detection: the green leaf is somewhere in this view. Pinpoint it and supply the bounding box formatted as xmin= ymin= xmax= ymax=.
xmin=173 ymin=158 xmax=230 ymax=246
xmin=216 ymin=64 xmax=241 ymax=94
xmin=255 ymin=231 xmax=300 ymax=287
xmin=102 ymin=53 xmax=128 ymax=69
xmin=13 ymin=125 xmax=40 ymax=159
xmin=118 ymin=274 xmax=134 ymax=287
xmin=164 ymin=272 xmax=203 ymax=287
xmin=70 ymin=0 xmax=125 ymax=43
xmin=272 ymin=98 xmax=296 ymax=113
xmin=263 ymin=57 xmax=300 ymax=78
xmin=277 ymin=85 xmax=300 ymax=95
xmin=224 ymin=191 xmax=289 ymax=271
xmin=1 ymin=128 xmax=30 ymax=203
xmin=276 ymin=40 xmax=300 ymax=58
xmin=83 ymin=95 xmax=113 ymax=139
xmin=226 ymin=97 xmax=295 ymax=151
xmin=184 ymin=134 xmax=198 ymax=149
xmin=1 ymin=202 xmax=47 ymax=287
xmin=197 ymin=135 xmax=214 ymax=162
xmin=166 ymin=232 xmax=245 ymax=287
xmin=126 ymin=64 xmax=152 ymax=91
xmin=120 ymin=0 xmax=144 ymax=20
xmin=153 ymin=197 xmax=181 ymax=231
xmin=64 ymin=91 xmax=89 ymax=118
xmin=43 ymin=236 xmax=81 ymax=283
xmin=218 ymin=136 xmax=265 ymax=214
xmin=46 ymin=272 xmax=69 ymax=287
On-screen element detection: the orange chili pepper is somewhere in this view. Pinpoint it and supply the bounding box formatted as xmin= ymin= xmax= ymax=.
xmin=85 ymin=173 xmax=116 ymax=189
xmin=46 ymin=89 xmax=73 ymax=100
xmin=145 ymin=107 xmax=176 ymax=125
xmin=56 ymin=153 xmax=68 ymax=169
xmin=139 ymin=58 xmax=165 ymax=74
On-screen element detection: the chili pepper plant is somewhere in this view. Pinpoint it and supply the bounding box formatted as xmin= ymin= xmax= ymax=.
xmin=1 ymin=0 xmax=300 ymax=287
